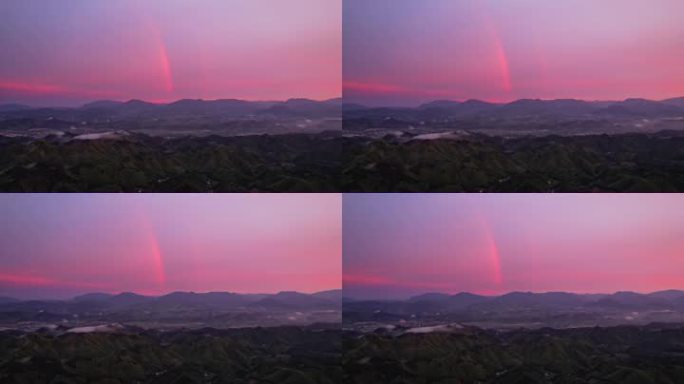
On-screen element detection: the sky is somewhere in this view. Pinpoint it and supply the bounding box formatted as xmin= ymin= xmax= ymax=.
xmin=344 ymin=194 xmax=684 ymax=300
xmin=344 ymin=0 xmax=684 ymax=106
xmin=0 ymin=0 xmax=341 ymax=107
xmin=0 ymin=194 xmax=341 ymax=300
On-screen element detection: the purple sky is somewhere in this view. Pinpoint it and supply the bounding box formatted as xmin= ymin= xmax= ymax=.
xmin=0 ymin=194 xmax=341 ymax=300
xmin=344 ymin=0 xmax=684 ymax=106
xmin=344 ymin=194 xmax=684 ymax=300
xmin=0 ymin=0 xmax=341 ymax=106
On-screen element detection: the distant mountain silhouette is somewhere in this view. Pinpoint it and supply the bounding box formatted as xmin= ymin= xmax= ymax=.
xmin=346 ymin=290 xmax=684 ymax=314
xmin=345 ymin=97 xmax=684 ymax=120
xmin=311 ymin=289 xmax=343 ymax=301
xmin=596 ymin=98 xmax=684 ymax=117
xmin=0 ymin=290 xmax=341 ymax=315
xmin=106 ymin=292 xmax=151 ymax=308
xmin=250 ymin=291 xmax=339 ymax=310
xmin=648 ymin=289 xmax=684 ymax=300
xmin=587 ymin=290 xmax=672 ymax=310
xmin=662 ymin=96 xmax=684 ymax=108
xmin=0 ymin=98 xmax=341 ymax=121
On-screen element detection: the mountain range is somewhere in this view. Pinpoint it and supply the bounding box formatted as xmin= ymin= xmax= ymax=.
xmin=4 ymin=96 xmax=682 ymax=123
xmin=0 ymin=97 xmax=342 ymax=121
xmin=0 ymin=290 xmax=342 ymax=329
xmin=344 ymin=97 xmax=684 ymax=120
xmin=345 ymin=290 xmax=684 ymax=313
xmin=0 ymin=289 xmax=341 ymax=313
xmin=344 ymin=290 xmax=684 ymax=329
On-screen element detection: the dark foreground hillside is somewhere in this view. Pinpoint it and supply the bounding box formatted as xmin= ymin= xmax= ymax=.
xmin=0 ymin=133 xmax=341 ymax=192
xmin=0 ymin=326 xmax=341 ymax=384
xmin=343 ymin=131 xmax=684 ymax=192
xmin=343 ymin=324 xmax=684 ymax=384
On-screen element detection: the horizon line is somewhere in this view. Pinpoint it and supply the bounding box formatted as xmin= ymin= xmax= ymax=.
xmin=1 ymin=288 xmax=343 ymax=302
xmin=345 ymin=288 xmax=684 ymax=301
xmin=343 ymin=95 xmax=684 ymax=109
xmin=0 ymin=96 xmax=344 ymax=110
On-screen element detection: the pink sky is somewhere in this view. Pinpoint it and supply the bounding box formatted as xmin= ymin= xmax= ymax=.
xmin=0 ymin=0 xmax=341 ymax=106
xmin=344 ymin=0 xmax=684 ymax=106
xmin=344 ymin=194 xmax=684 ymax=300
xmin=0 ymin=194 xmax=341 ymax=299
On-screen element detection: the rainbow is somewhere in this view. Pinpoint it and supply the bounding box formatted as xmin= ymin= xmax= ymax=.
xmin=136 ymin=204 xmax=167 ymax=288
xmin=480 ymin=216 xmax=503 ymax=286
xmin=482 ymin=10 xmax=512 ymax=93
xmin=148 ymin=22 xmax=174 ymax=94
xmin=157 ymin=39 xmax=174 ymax=93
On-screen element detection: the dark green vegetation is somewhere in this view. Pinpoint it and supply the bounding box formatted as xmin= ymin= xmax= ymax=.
xmin=0 ymin=326 xmax=341 ymax=384
xmin=342 ymin=131 xmax=684 ymax=192
xmin=0 ymin=133 xmax=341 ymax=192
xmin=4 ymin=130 xmax=683 ymax=192
xmin=343 ymin=324 xmax=684 ymax=384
